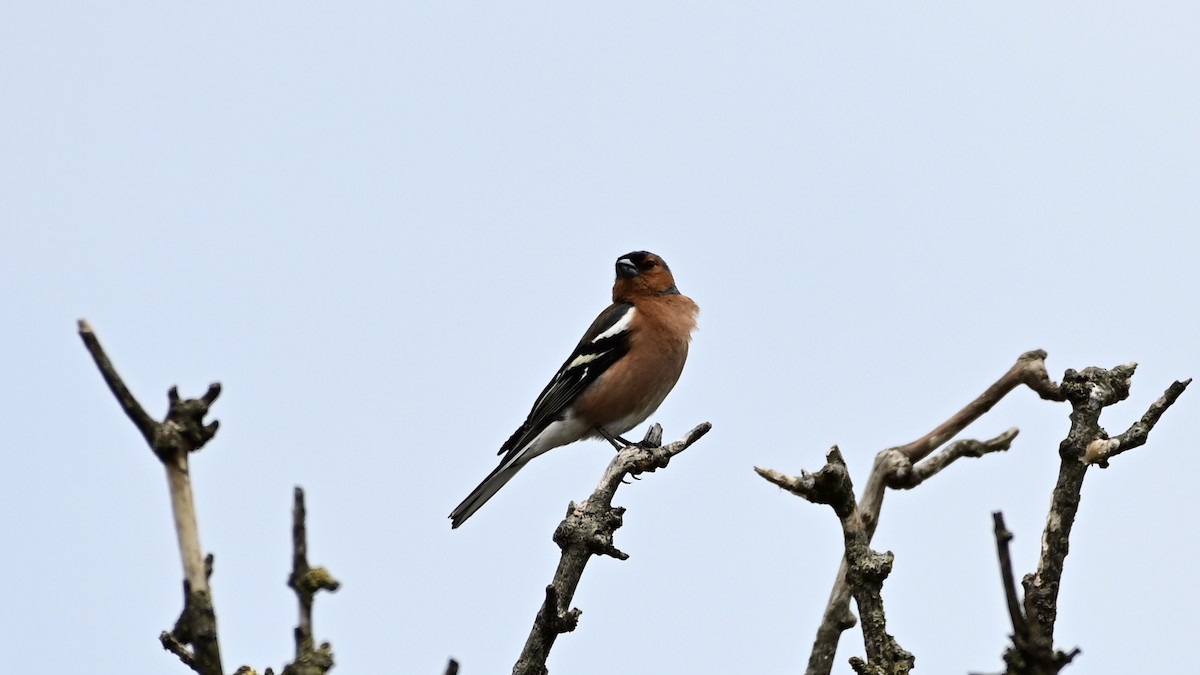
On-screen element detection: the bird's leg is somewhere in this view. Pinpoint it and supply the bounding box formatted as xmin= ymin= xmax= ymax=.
xmin=596 ymin=426 xmax=633 ymax=451
xmin=595 ymin=426 xmax=643 ymax=482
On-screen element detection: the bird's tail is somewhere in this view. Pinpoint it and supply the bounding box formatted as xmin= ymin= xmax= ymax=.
xmin=449 ymin=455 xmax=528 ymax=528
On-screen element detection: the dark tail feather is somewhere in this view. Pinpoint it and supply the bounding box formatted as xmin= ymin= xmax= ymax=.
xmin=449 ymin=456 xmax=527 ymax=528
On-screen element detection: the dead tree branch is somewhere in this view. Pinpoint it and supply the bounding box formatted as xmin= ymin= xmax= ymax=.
xmin=893 ymin=428 xmax=1019 ymax=489
xmin=280 ymin=487 xmax=340 ymax=675
xmin=986 ymin=512 xmax=1081 ymax=675
xmin=1003 ymin=366 xmax=1189 ymax=674
xmin=512 ymin=422 xmax=711 ymax=675
xmin=758 ymin=349 xmax=1062 ymax=675
xmin=82 ymin=321 xmax=347 ymax=675
xmin=79 ymin=319 xmax=224 ymax=675
xmin=761 ymin=448 xmax=913 ymax=674
xmin=1081 ymin=377 xmax=1191 ymax=467
xmin=991 ymin=513 xmax=1026 ymax=646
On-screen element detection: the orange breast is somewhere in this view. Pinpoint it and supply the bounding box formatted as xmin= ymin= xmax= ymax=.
xmin=573 ymin=294 xmax=697 ymax=433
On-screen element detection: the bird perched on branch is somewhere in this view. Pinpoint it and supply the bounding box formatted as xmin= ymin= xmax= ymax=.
xmin=449 ymin=251 xmax=699 ymax=528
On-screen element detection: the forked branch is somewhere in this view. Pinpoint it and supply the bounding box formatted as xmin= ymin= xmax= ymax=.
xmin=79 ymin=319 xmax=224 ymax=675
xmin=512 ymin=422 xmax=711 ymax=675
xmin=760 ymin=448 xmax=913 ymax=674
xmin=1008 ymin=366 xmax=1188 ymax=674
xmin=758 ymin=350 xmax=1061 ymax=675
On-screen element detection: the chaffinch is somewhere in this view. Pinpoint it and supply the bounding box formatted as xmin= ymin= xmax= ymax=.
xmin=449 ymin=251 xmax=699 ymax=528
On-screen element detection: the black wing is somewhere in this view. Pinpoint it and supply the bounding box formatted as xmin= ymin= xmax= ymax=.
xmin=498 ymin=302 xmax=635 ymax=455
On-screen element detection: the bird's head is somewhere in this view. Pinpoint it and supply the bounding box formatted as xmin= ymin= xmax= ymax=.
xmin=612 ymin=251 xmax=680 ymax=301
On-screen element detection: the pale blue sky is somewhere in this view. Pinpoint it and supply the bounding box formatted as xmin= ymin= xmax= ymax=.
xmin=3 ymin=4 xmax=1197 ymax=674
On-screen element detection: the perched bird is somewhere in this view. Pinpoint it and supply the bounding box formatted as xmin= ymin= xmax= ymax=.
xmin=449 ymin=251 xmax=699 ymax=528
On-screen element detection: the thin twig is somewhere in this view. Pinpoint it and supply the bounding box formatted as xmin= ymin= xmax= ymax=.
xmin=755 ymin=446 xmax=857 ymax=519
xmin=991 ymin=512 xmax=1026 ymax=640
xmin=160 ymin=631 xmax=198 ymax=670
xmin=896 ymin=428 xmax=1020 ymax=489
xmin=512 ymin=422 xmax=711 ymax=675
xmin=1083 ymin=378 xmax=1191 ymax=467
xmin=78 ymin=319 xmax=158 ymax=443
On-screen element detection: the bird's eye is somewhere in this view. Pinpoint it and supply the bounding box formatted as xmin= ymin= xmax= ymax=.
xmin=643 ymin=260 xmax=657 ymax=269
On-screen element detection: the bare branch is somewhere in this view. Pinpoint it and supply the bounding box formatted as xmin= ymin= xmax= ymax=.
xmin=77 ymin=319 xmax=158 ymax=444
xmin=753 ymin=350 xmax=1060 ymax=675
xmin=755 ymin=446 xmax=856 ymax=519
xmin=160 ymin=631 xmax=198 ymax=671
xmin=512 ymin=422 xmax=711 ymax=675
xmin=1016 ymin=365 xmax=1186 ymax=672
xmin=1083 ymin=378 xmax=1191 ymax=466
xmin=281 ymin=487 xmax=339 ymax=675
xmin=845 ymin=542 xmax=912 ymax=675
xmin=786 ymin=449 xmax=914 ymax=673
xmin=79 ymin=320 xmax=224 ymax=675
xmin=991 ymin=512 xmax=1026 ymax=641
xmin=895 ymin=428 xmax=1020 ymax=490
xmin=990 ymin=512 xmax=1083 ymax=675
xmin=162 ymin=578 xmax=222 ymax=675
xmin=893 ymin=350 xmax=1062 ymax=464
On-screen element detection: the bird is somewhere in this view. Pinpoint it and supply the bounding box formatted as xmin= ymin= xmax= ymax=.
xmin=449 ymin=250 xmax=699 ymax=528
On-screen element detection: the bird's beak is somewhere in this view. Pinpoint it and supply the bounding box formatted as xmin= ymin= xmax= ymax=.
xmin=615 ymin=258 xmax=639 ymax=279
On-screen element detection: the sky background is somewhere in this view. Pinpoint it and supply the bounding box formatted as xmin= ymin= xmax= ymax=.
xmin=3 ymin=3 xmax=1197 ymax=674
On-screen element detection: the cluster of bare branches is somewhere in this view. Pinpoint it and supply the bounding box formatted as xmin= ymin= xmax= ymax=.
xmin=79 ymin=320 xmax=342 ymax=675
xmin=81 ymin=321 xmax=1185 ymax=675
xmin=756 ymin=350 xmax=1188 ymax=674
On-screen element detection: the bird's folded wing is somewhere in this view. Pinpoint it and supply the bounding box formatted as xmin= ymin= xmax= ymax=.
xmin=498 ymin=302 xmax=635 ymax=455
